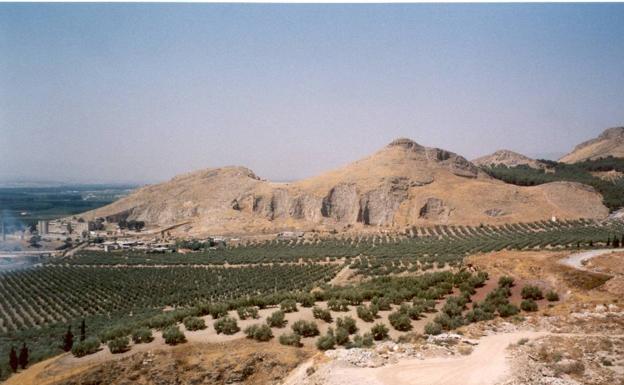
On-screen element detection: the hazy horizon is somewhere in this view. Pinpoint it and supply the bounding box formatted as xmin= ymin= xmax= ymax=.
xmin=1 ymin=4 xmax=623 ymax=184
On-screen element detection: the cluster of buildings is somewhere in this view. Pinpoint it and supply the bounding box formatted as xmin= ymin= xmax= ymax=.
xmin=37 ymin=219 xmax=93 ymax=240
xmin=95 ymin=239 xmax=176 ymax=253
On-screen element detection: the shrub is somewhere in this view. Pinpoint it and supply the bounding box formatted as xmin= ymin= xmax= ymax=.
xmin=279 ymin=332 xmax=302 ymax=347
xmin=545 ymin=290 xmax=559 ymax=302
xmin=521 ymin=285 xmax=544 ymax=300
xmin=498 ymin=303 xmax=520 ymax=317
xmin=244 ymin=324 xmax=273 ymax=341
xmin=280 ymin=299 xmax=298 ymax=313
xmin=424 ymin=322 xmax=442 ymax=335
xmin=388 ymin=311 xmax=412 ymax=331
xmin=336 ymin=316 xmax=358 ymax=334
xmin=498 ymin=276 xmax=515 ymax=288
xmin=163 ymin=326 xmax=186 ymax=345
xmin=327 ymin=298 xmax=349 ymax=312
xmin=266 ymin=310 xmax=287 ymax=328
xmin=214 ymin=316 xmax=240 ymax=335
xmin=370 ymin=323 xmax=389 ymax=340
xmin=107 ymin=336 xmax=129 ymax=354
xmin=464 ymin=308 xmax=495 ymax=323
xmin=316 ymin=328 xmax=336 ymax=351
xmin=237 ymin=306 xmax=259 ymax=320
xmin=99 ymin=325 xmax=132 ymax=342
xmin=132 ymin=327 xmax=154 ymax=344
xmin=183 ymin=316 xmax=206 ymax=331
xmin=356 ymin=305 xmax=375 ymax=322
xmin=433 ymin=313 xmax=464 ymax=330
xmin=72 ymin=337 xmax=101 ymax=357
xmin=521 ymin=299 xmax=538 ymax=312
xmin=312 ymin=306 xmax=332 ymax=323
xmin=209 ymin=303 xmax=229 ymax=319
xmin=291 ymin=320 xmax=320 ymax=337
xmin=373 ymin=296 xmax=392 ymax=311
xmin=299 ymin=294 xmax=316 ymax=308
xmin=350 ymin=333 xmax=374 ymax=348
xmin=335 ymin=327 xmax=350 ymax=346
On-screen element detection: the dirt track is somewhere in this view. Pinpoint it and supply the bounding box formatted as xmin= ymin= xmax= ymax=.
xmin=323 ymin=332 xmax=545 ymax=385
xmin=560 ymin=248 xmax=624 ymax=270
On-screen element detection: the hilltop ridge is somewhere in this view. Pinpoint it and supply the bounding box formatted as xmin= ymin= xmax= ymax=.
xmin=560 ymin=126 xmax=624 ymax=163
xmin=472 ymin=150 xmax=547 ymax=169
xmin=81 ymin=138 xmax=609 ymax=236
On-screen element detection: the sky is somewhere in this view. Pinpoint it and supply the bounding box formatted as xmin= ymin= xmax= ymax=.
xmin=1 ymin=4 xmax=623 ymax=184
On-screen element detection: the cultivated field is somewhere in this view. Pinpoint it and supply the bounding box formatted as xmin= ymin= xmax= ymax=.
xmin=1 ymin=218 xmax=623 ymax=381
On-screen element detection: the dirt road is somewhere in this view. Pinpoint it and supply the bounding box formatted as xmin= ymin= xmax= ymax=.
xmin=323 ymin=331 xmax=546 ymax=385
xmin=560 ymin=248 xmax=624 ymax=270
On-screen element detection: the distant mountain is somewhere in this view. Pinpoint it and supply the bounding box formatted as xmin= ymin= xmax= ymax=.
xmin=472 ymin=150 xmax=547 ymax=169
xmin=560 ymin=126 xmax=624 ymax=163
xmin=81 ymin=138 xmax=609 ymax=236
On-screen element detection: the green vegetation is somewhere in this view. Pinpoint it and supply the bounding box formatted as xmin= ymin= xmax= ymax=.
xmin=370 ymin=323 xmax=389 ymax=340
xmin=163 ymin=325 xmax=186 ymax=345
xmin=482 ymin=157 xmax=624 ymax=211
xmin=350 ymin=333 xmax=374 ymax=348
xmin=237 ymin=306 xmax=259 ymax=320
xmin=2 ymin=215 xmax=624 ymax=381
xmin=545 ymin=290 xmax=560 ymax=302
xmin=266 ymin=310 xmax=287 ymax=328
xmin=388 ymin=311 xmax=412 ymax=331
xmin=131 ymin=327 xmax=154 ymax=344
xmin=316 ymin=328 xmax=336 ymax=351
xmin=280 ymin=299 xmax=298 ymax=313
xmin=424 ymin=322 xmax=443 ymax=335
xmin=278 ymin=332 xmax=302 ymax=347
xmin=71 ymin=337 xmax=101 ymax=357
xmin=243 ymin=324 xmax=273 ymax=342
xmin=356 ymin=304 xmax=378 ymax=322
xmin=312 ymin=306 xmax=333 ymax=323
xmin=291 ymin=320 xmax=319 ymax=337
xmin=521 ymin=299 xmax=539 ymax=312
xmin=336 ymin=316 xmax=358 ymax=334
xmin=107 ymin=336 xmax=130 ymax=354
xmin=0 ymin=264 xmax=339 ymax=333
xmin=214 ymin=316 xmax=240 ymax=335
xmin=183 ymin=316 xmax=206 ymax=331
xmin=521 ymin=285 xmax=544 ymax=300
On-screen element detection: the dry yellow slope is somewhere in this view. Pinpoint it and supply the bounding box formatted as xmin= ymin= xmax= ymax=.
xmin=81 ymin=138 xmax=609 ymax=236
xmin=560 ymin=126 xmax=624 ymax=163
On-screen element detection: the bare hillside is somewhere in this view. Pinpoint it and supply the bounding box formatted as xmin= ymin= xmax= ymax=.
xmin=82 ymin=138 xmax=609 ymax=236
xmin=472 ymin=149 xmax=547 ymax=169
xmin=560 ymin=126 xmax=624 ymax=163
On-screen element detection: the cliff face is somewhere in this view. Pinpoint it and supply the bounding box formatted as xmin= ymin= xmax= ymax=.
xmin=82 ymin=138 xmax=609 ymax=235
xmin=560 ymin=127 xmax=624 ymax=163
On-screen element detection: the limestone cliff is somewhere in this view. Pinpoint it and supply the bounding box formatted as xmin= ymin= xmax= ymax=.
xmin=82 ymin=138 xmax=609 ymax=235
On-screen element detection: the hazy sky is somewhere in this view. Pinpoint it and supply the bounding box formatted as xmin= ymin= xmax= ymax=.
xmin=1 ymin=4 xmax=623 ymax=184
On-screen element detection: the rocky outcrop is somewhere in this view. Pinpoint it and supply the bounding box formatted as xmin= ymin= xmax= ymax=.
xmin=358 ymin=178 xmax=410 ymax=225
xmin=321 ymin=184 xmax=360 ymax=223
xmin=419 ymin=198 xmax=452 ymax=221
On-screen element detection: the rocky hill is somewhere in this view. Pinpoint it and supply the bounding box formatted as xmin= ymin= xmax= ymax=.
xmin=472 ymin=150 xmax=547 ymax=169
xmin=82 ymin=138 xmax=609 ymax=236
xmin=560 ymin=126 xmax=624 ymax=163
